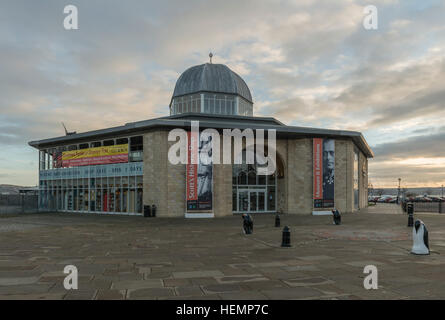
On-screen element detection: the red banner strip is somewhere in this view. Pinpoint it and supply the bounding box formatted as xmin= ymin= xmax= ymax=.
xmin=313 ymin=138 xmax=323 ymax=200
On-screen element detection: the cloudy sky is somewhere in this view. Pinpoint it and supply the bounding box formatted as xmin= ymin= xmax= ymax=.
xmin=0 ymin=0 xmax=444 ymax=188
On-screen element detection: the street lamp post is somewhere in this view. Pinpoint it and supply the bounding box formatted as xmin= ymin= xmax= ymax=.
xmin=397 ymin=178 xmax=401 ymax=204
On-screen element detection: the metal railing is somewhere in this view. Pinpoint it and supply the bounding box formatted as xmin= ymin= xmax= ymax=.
xmin=402 ymin=201 xmax=445 ymax=214
xmin=0 ymin=194 xmax=38 ymax=214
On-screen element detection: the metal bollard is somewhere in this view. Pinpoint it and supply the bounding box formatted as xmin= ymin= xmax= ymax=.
xmin=242 ymin=214 xmax=253 ymax=234
xmin=332 ymin=209 xmax=341 ymax=225
xmin=151 ymin=204 xmax=157 ymax=217
xmin=275 ymin=214 xmax=280 ymax=227
xmin=407 ymin=203 xmax=414 ymax=227
xmin=281 ymin=226 xmax=291 ymax=247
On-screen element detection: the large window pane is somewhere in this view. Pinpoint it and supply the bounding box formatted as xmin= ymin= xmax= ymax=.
xmin=267 ymin=186 xmax=276 ymax=211
xmin=232 ymin=187 xmax=237 ymax=211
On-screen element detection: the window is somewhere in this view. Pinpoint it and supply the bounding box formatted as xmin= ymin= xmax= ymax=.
xmin=116 ymin=138 xmax=128 ymax=145
xmin=130 ymin=136 xmax=143 ymax=151
xmin=103 ymin=140 xmax=114 ymax=146
xmin=91 ymin=141 xmax=101 ymax=148
xmin=130 ymin=136 xmax=143 ymax=162
xmin=39 ymin=150 xmax=46 ymax=170
xmin=38 ymin=163 xmax=143 ymax=215
xmin=79 ymin=143 xmax=89 ymax=149
xmin=205 ymin=98 xmax=210 ymax=113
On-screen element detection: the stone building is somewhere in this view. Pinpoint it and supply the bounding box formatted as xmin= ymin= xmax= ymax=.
xmin=29 ymin=62 xmax=373 ymax=217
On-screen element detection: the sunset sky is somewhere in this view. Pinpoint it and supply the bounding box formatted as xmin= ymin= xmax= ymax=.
xmin=1 ymin=0 xmax=444 ymax=188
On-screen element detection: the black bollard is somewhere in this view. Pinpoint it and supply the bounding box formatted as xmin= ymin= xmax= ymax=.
xmin=151 ymin=204 xmax=157 ymax=217
xmin=281 ymin=226 xmax=291 ymax=247
xmin=332 ymin=208 xmax=341 ymax=225
xmin=275 ymin=214 xmax=281 ymax=227
xmin=407 ymin=203 xmax=414 ymax=227
xmin=143 ymin=205 xmax=151 ymax=218
xmin=242 ymin=214 xmax=253 ymax=234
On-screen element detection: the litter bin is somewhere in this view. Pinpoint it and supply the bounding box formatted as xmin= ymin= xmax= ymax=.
xmin=144 ymin=205 xmax=151 ymax=218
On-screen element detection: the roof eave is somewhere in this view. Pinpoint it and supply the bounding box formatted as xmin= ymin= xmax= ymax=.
xmin=28 ymin=114 xmax=374 ymax=158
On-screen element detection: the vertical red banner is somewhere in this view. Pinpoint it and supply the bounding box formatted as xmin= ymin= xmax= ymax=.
xmin=186 ymin=131 xmax=198 ymax=208
xmin=313 ymin=138 xmax=323 ymax=200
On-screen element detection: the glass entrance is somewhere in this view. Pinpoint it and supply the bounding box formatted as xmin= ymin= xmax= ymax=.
xmin=250 ymin=191 xmax=257 ymax=211
xmin=239 ymin=191 xmax=248 ymax=211
xmin=232 ymin=149 xmax=278 ymax=213
xmin=237 ymin=189 xmax=266 ymax=213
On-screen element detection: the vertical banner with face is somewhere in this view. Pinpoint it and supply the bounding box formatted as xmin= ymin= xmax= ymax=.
xmin=313 ymin=139 xmax=323 ymax=206
xmin=322 ymin=139 xmax=335 ymax=207
xmin=313 ymin=138 xmax=335 ymax=208
xmin=186 ymin=132 xmax=213 ymax=211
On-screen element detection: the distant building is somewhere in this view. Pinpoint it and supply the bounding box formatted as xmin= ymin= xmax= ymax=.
xmin=29 ymin=61 xmax=373 ymax=217
xmin=19 ymin=187 xmax=39 ymax=195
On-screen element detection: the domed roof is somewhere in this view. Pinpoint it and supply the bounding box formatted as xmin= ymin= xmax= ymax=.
xmin=172 ymin=63 xmax=253 ymax=103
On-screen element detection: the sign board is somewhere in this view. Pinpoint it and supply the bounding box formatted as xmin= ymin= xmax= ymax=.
xmin=62 ymin=144 xmax=128 ymax=167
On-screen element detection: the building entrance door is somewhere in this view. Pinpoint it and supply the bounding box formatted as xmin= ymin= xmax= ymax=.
xmin=238 ymin=189 xmax=266 ymax=213
xmin=239 ymin=191 xmax=249 ymax=212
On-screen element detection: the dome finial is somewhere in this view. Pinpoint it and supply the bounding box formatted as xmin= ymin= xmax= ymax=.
xmin=209 ymin=52 xmax=213 ymax=64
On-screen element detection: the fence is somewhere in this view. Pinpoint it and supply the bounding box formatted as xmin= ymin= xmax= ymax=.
xmin=402 ymin=201 xmax=445 ymax=214
xmin=0 ymin=194 xmax=38 ymax=214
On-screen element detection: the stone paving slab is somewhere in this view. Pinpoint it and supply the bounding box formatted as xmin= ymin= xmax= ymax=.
xmin=218 ymin=291 xmax=269 ymax=300
xmin=111 ymin=279 xmax=163 ymax=290
xmin=95 ymin=289 xmax=125 ymax=300
xmin=261 ymin=287 xmax=323 ymax=299
xmin=127 ymin=287 xmax=175 ymax=299
xmin=0 ymin=277 xmax=39 ymax=286
xmin=283 ymin=277 xmax=334 ymax=287
xmin=0 ymin=204 xmax=444 ymax=299
xmin=175 ymin=286 xmax=204 ymax=296
xmin=0 ymin=283 xmax=53 ymax=295
xmin=0 ymin=276 xmax=39 ymax=286
xmin=0 ymin=293 xmax=66 ymax=300
xmin=215 ymin=274 xmax=268 ymax=284
xmin=63 ymin=289 xmax=96 ymax=300
xmin=172 ymin=270 xmax=224 ymax=279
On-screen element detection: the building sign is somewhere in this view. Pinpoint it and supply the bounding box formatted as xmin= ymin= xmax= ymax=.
xmin=40 ymin=162 xmax=142 ymax=180
xmin=313 ymin=138 xmax=335 ymax=208
xmin=186 ymin=132 xmax=213 ymax=211
xmin=62 ymin=144 xmax=128 ymax=167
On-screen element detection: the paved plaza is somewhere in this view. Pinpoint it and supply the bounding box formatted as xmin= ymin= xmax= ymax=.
xmin=0 ymin=204 xmax=444 ymax=300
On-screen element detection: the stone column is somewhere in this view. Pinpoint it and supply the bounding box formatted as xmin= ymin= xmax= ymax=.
xmin=287 ymin=138 xmax=312 ymax=214
xmin=143 ymin=130 xmax=169 ymax=217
